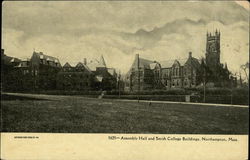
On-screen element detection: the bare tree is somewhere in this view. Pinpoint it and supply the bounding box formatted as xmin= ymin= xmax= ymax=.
xmin=240 ymin=62 xmax=249 ymax=83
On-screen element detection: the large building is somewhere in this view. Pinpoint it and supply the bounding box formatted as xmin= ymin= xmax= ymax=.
xmin=1 ymin=49 xmax=118 ymax=92
xmin=57 ymin=62 xmax=95 ymax=90
xmin=57 ymin=55 xmax=118 ymax=91
xmin=30 ymin=51 xmax=62 ymax=90
xmin=205 ymin=30 xmax=233 ymax=87
xmin=125 ymin=30 xmax=236 ymax=91
xmin=1 ymin=49 xmax=22 ymax=91
xmin=206 ymin=30 xmax=220 ymax=73
xmin=161 ymin=52 xmax=200 ymax=89
xmin=124 ymin=52 xmax=200 ymax=91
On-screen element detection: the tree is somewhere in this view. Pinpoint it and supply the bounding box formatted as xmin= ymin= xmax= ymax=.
xmin=196 ymin=57 xmax=213 ymax=85
xmin=240 ymin=62 xmax=249 ymax=84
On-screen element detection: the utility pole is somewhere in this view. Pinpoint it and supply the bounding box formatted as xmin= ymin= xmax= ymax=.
xmin=230 ymin=76 xmax=233 ymax=105
xmin=203 ymin=67 xmax=206 ymax=103
xmin=137 ymin=54 xmax=140 ymax=103
xmin=118 ymin=70 xmax=121 ymax=98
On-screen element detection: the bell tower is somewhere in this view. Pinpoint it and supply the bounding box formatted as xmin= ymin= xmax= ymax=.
xmin=205 ymin=29 xmax=220 ymax=72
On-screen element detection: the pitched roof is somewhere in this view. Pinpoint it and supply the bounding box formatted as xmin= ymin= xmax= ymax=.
xmin=160 ymin=60 xmax=175 ymax=68
xmin=160 ymin=57 xmax=200 ymax=68
xmin=130 ymin=57 xmax=154 ymax=70
xmin=76 ymin=62 xmax=84 ymax=67
xmin=34 ymin=51 xmax=61 ymax=67
xmin=190 ymin=57 xmax=200 ymax=68
xmin=149 ymin=63 xmax=157 ymax=69
xmin=87 ymin=58 xmax=106 ymax=71
xmin=63 ymin=62 xmax=72 ymax=68
xmin=99 ymin=55 xmax=106 ymax=67
xmin=178 ymin=58 xmax=188 ymax=66
xmin=76 ymin=62 xmax=92 ymax=72
xmin=2 ymin=55 xmax=21 ymax=65
xmin=95 ymin=75 xmax=103 ymax=82
xmin=35 ymin=52 xmax=59 ymax=62
xmin=107 ymin=68 xmax=116 ymax=76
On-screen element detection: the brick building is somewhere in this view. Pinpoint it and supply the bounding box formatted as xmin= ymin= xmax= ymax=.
xmin=57 ymin=55 xmax=117 ymax=91
xmin=57 ymin=62 xmax=95 ymax=90
xmin=30 ymin=51 xmax=62 ymax=90
xmin=1 ymin=49 xmax=22 ymax=91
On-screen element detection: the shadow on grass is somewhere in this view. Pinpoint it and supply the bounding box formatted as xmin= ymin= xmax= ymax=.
xmin=1 ymin=94 xmax=49 ymax=101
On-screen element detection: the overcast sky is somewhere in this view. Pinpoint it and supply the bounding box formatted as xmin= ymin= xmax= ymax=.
xmin=2 ymin=1 xmax=249 ymax=78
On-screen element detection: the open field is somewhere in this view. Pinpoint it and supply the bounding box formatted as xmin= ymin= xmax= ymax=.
xmin=1 ymin=93 xmax=249 ymax=134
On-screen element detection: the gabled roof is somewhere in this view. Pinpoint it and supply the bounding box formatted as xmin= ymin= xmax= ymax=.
xmin=95 ymin=75 xmax=103 ymax=82
xmin=87 ymin=57 xmax=106 ymax=71
xmin=63 ymin=62 xmax=72 ymax=68
xmin=178 ymin=58 xmax=188 ymax=66
xmin=107 ymin=68 xmax=116 ymax=76
xmin=160 ymin=57 xmax=200 ymax=68
xmin=130 ymin=57 xmax=154 ymax=70
xmin=149 ymin=63 xmax=157 ymax=69
xmin=184 ymin=57 xmax=200 ymax=68
xmin=99 ymin=55 xmax=106 ymax=67
xmin=125 ymin=56 xmax=154 ymax=76
xmin=76 ymin=62 xmax=84 ymax=68
xmin=160 ymin=60 xmax=175 ymax=68
xmin=76 ymin=62 xmax=92 ymax=72
xmin=149 ymin=62 xmax=161 ymax=69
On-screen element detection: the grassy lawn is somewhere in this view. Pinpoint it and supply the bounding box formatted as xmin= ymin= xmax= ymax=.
xmin=1 ymin=94 xmax=249 ymax=134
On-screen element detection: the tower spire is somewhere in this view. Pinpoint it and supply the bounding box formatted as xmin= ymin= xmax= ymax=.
xmin=99 ymin=55 xmax=106 ymax=67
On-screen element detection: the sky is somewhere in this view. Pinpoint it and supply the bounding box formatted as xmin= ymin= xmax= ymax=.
xmin=2 ymin=1 xmax=249 ymax=79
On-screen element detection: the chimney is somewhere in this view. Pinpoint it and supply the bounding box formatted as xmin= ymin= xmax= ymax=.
xmin=189 ymin=52 xmax=192 ymax=58
xmin=84 ymin=58 xmax=87 ymax=65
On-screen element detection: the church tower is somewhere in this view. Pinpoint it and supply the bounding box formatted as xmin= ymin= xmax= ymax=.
xmin=205 ymin=29 xmax=221 ymax=72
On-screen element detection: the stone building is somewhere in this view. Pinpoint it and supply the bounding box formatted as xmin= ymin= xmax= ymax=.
xmin=125 ymin=54 xmax=163 ymax=91
xmin=125 ymin=52 xmax=200 ymax=91
xmin=160 ymin=52 xmax=200 ymax=89
xmin=206 ymin=30 xmax=220 ymax=73
xmin=125 ymin=30 xmax=238 ymax=91
xmin=205 ymin=30 xmax=232 ymax=87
